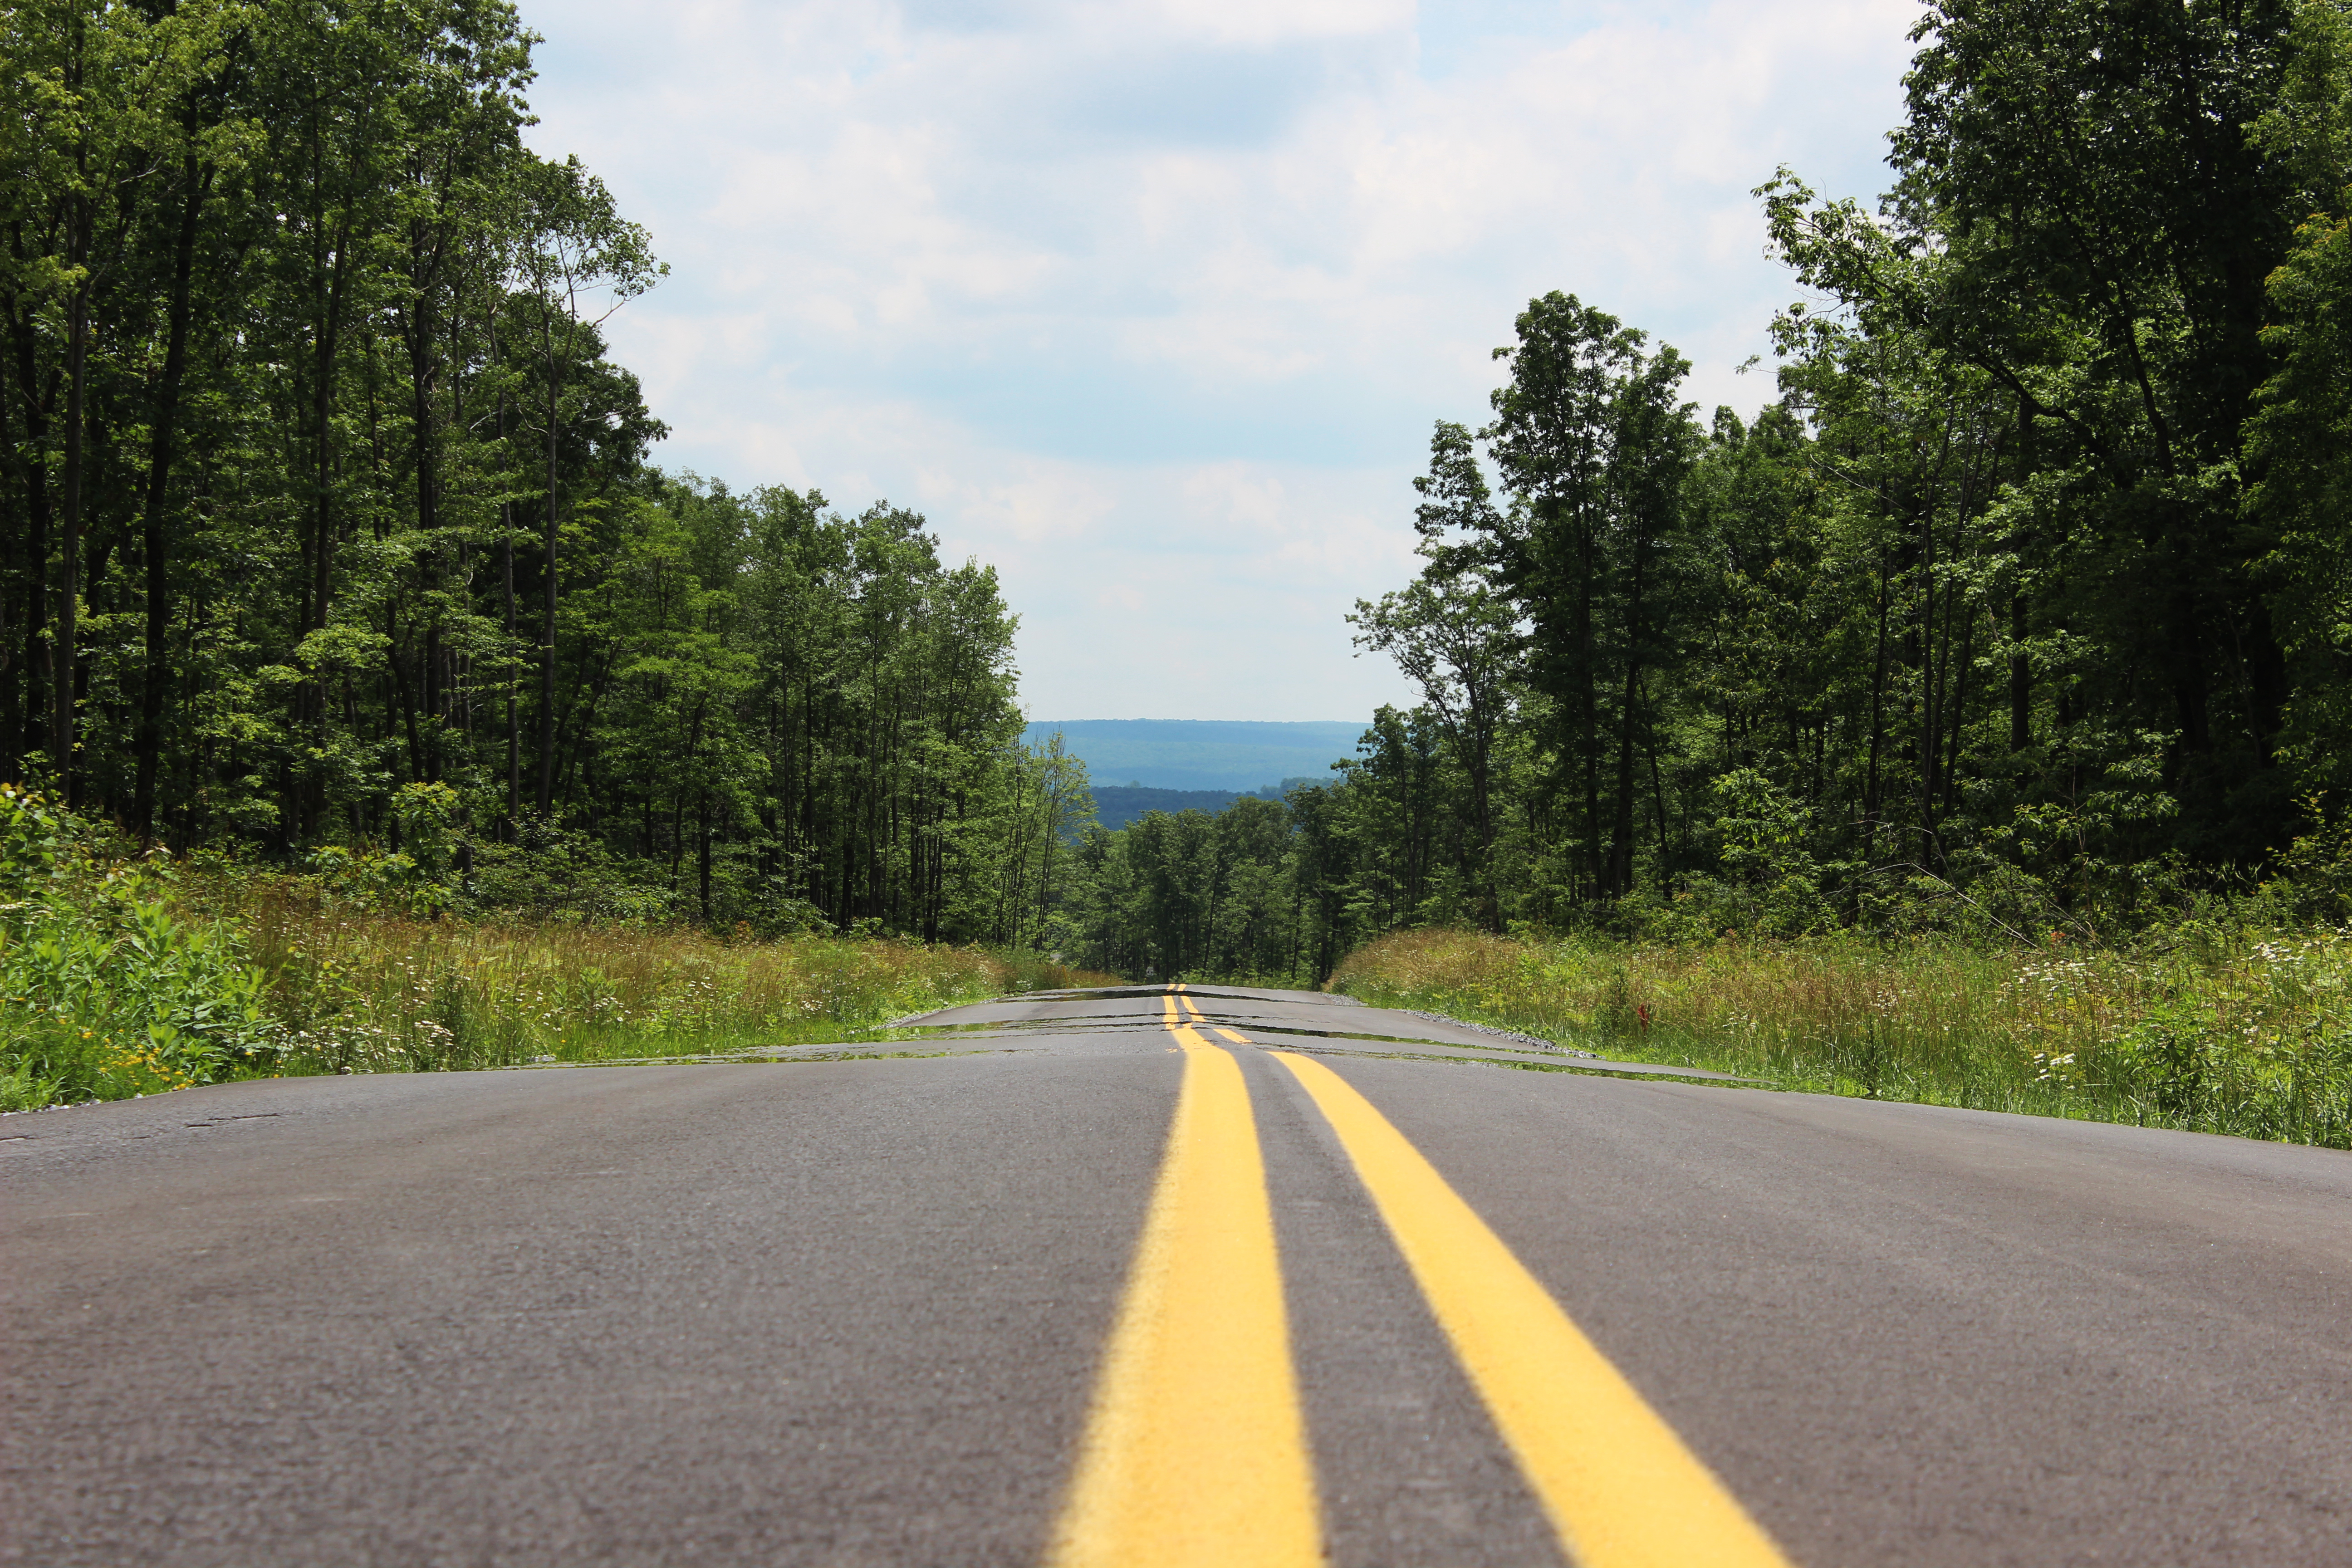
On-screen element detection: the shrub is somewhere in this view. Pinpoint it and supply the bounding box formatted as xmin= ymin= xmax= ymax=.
xmin=0 ymin=788 xmax=279 ymax=1110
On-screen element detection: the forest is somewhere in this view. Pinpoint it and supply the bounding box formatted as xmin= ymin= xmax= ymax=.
xmin=1057 ymin=0 xmax=2352 ymax=988
xmin=0 ymin=0 xmax=1098 ymax=946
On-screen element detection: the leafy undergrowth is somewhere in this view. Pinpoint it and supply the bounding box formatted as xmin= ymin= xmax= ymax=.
xmin=0 ymin=787 xmax=279 ymax=1110
xmin=1330 ymin=927 xmax=2352 ymax=1149
xmin=1 ymin=788 xmax=1119 ymax=1111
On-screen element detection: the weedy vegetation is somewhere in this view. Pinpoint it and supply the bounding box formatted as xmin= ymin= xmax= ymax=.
xmin=1333 ymin=926 xmax=2352 ymax=1148
xmin=0 ymin=788 xmax=1112 ymax=1113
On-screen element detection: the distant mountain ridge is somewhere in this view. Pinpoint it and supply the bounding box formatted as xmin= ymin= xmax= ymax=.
xmin=1089 ymin=779 xmax=1328 ymax=832
xmin=1024 ymin=718 xmax=1364 ymax=793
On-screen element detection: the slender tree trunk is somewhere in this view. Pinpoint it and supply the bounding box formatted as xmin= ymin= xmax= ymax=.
xmin=1608 ymin=651 xmax=1642 ymax=895
xmin=136 ymin=158 xmax=205 ymax=843
xmin=0 ymin=342 xmax=14 ymax=780
xmin=2009 ymin=586 xmax=2030 ymax=753
xmin=1643 ymin=680 xmax=1671 ymax=888
xmin=1575 ymin=513 xmax=1600 ymax=894
xmin=407 ymin=287 xmax=442 ymax=780
xmin=536 ymin=314 xmax=560 ymax=815
xmin=2009 ymin=394 xmax=2034 ymax=755
xmin=503 ymin=528 xmax=519 ymax=826
xmin=481 ymin=367 xmax=513 ymax=833
xmin=50 ymin=39 xmax=88 ymax=802
xmin=388 ymin=597 xmax=423 ymax=783
xmin=1916 ymin=508 xmax=1942 ymax=848
xmin=7 ymin=291 xmax=53 ymax=769
xmin=1943 ymin=598 xmax=1975 ymax=826
xmin=54 ymin=267 xmax=87 ymax=804
xmin=1605 ymin=518 xmax=1649 ymax=897
xmin=1862 ymin=547 xmax=1892 ymax=862
xmin=302 ymin=222 xmax=351 ymax=839
xmin=698 ymin=793 xmax=713 ymax=922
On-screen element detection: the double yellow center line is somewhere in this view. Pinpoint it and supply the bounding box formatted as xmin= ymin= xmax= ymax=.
xmin=1047 ymin=994 xmax=1320 ymax=1564
xmin=1049 ymin=990 xmax=1794 ymax=1568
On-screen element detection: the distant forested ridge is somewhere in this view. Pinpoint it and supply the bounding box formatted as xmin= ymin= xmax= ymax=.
xmin=1022 ymin=720 xmax=1361 ymax=792
xmin=1056 ymin=0 xmax=2352 ymax=981
xmin=1087 ymin=780 xmax=1323 ymax=832
xmin=1091 ymin=786 xmax=1245 ymax=832
xmin=0 ymin=1 xmax=1090 ymax=942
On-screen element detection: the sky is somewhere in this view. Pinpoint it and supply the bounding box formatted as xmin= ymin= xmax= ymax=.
xmin=517 ymin=0 xmax=1926 ymax=722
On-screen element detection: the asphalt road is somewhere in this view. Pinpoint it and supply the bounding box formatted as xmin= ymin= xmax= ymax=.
xmin=5 ymin=983 xmax=2350 ymax=1566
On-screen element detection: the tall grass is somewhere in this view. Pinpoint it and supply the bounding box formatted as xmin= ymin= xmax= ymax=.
xmin=1 ymin=785 xmax=1118 ymax=1109
xmin=1331 ymin=928 xmax=2352 ymax=1148
xmin=240 ymin=891 xmax=1092 ymax=1075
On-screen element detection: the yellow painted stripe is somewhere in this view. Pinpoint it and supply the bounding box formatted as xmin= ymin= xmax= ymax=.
xmin=1270 ymin=1049 xmax=1794 ymax=1568
xmin=1046 ymin=997 xmax=1322 ymax=1568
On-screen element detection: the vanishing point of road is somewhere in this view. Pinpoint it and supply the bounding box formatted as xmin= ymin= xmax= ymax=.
xmin=5 ymin=984 xmax=2349 ymax=1566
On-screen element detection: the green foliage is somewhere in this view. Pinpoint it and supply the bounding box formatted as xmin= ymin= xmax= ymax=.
xmin=235 ymin=890 xmax=1112 ymax=1075
xmin=1332 ymin=926 xmax=2352 ymax=1149
xmin=0 ymin=788 xmax=277 ymax=1109
xmin=0 ymin=781 xmax=1124 ymax=1102
xmin=0 ymin=8 xmax=1086 ymax=951
xmin=1049 ymin=5 xmax=2352 ymax=1039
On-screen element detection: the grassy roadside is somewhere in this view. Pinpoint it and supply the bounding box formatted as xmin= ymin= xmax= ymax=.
xmin=6 ymin=898 xmax=1113 ymax=1110
xmin=1329 ymin=928 xmax=2352 ymax=1149
xmin=0 ymin=788 xmax=1117 ymax=1111
xmin=240 ymin=895 xmax=1114 ymax=1077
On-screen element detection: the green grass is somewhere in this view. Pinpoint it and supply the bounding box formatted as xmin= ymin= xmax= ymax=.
xmin=1330 ymin=927 xmax=2352 ymax=1148
xmin=238 ymin=892 xmax=1108 ymax=1076
xmin=1 ymin=856 xmax=1118 ymax=1112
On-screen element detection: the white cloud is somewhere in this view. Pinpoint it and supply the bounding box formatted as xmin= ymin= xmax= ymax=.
xmin=1142 ymin=0 xmax=1415 ymax=47
xmin=519 ymin=0 xmax=1923 ymax=720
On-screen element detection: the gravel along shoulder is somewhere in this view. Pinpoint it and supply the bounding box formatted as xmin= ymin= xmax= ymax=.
xmin=1396 ymin=1009 xmax=1597 ymax=1058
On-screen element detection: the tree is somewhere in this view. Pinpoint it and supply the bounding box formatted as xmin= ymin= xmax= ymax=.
xmin=0 ymin=0 xmax=233 ymax=802
xmin=515 ymin=152 xmax=662 ymax=815
xmin=2247 ymin=0 xmax=2352 ymax=791
xmin=1349 ymin=560 xmax=1519 ymax=922
xmin=1474 ymin=293 xmax=1699 ymax=898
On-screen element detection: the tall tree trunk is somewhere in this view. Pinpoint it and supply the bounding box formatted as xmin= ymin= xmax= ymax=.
xmin=2009 ymin=585 xmax=2030 ymax=753
xmin=1943 ymin=597 xmax=1975 ymax=828
xmin=1575 ymin=512 xmax=1600 ymax=894
xmin=50 ymin=36 xmax=88 ymax=803
xmin=0 ymin=340 xmax=14 ymax=781
xmin=7 ymin=291 xmax=53 ymax=768
xmin=503 ymin=526 xmax=519 ymax=828
xmin=495 ymin=379 xmax=519 ymax=834
xmin=1862 ymin=547 xmax=1892 ymax=862
xmin=302 ymin=222 xmax=352 ymax=839
xmin=136 ymin=157 xmax=206 ymax=844
xmin=407 ymin=290 xmax=442 ymax=781
xmin=1916 ymin=509 xmax=1942 ymax=848
xmin=1644 ymin=681 xmax=1671 ymax=889
xmin=2009 ymin=393 xmax=2034 ymax=755
xmin=698 ymin=793 xmax=713 ymax=923
xmin=536 ymin=313 xmax=560 ymax=815
xmin=388 ymin=597 xmax=423 ymax=784
xmin=1606 ymin=544 xmax=1646 ymax=897
xmin=53 ymin=266 xmax=87 ymax=804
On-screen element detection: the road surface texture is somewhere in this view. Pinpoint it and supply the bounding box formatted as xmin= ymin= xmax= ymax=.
xmin=5 ymin=983 xmax=2350 ymax=1566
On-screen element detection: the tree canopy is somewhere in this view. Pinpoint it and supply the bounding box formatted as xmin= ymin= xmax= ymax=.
xmin=1049 ymin=0 xmax=2352 ymax=980
xmin=0 ymin=0 xmax=1088 ymax=942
